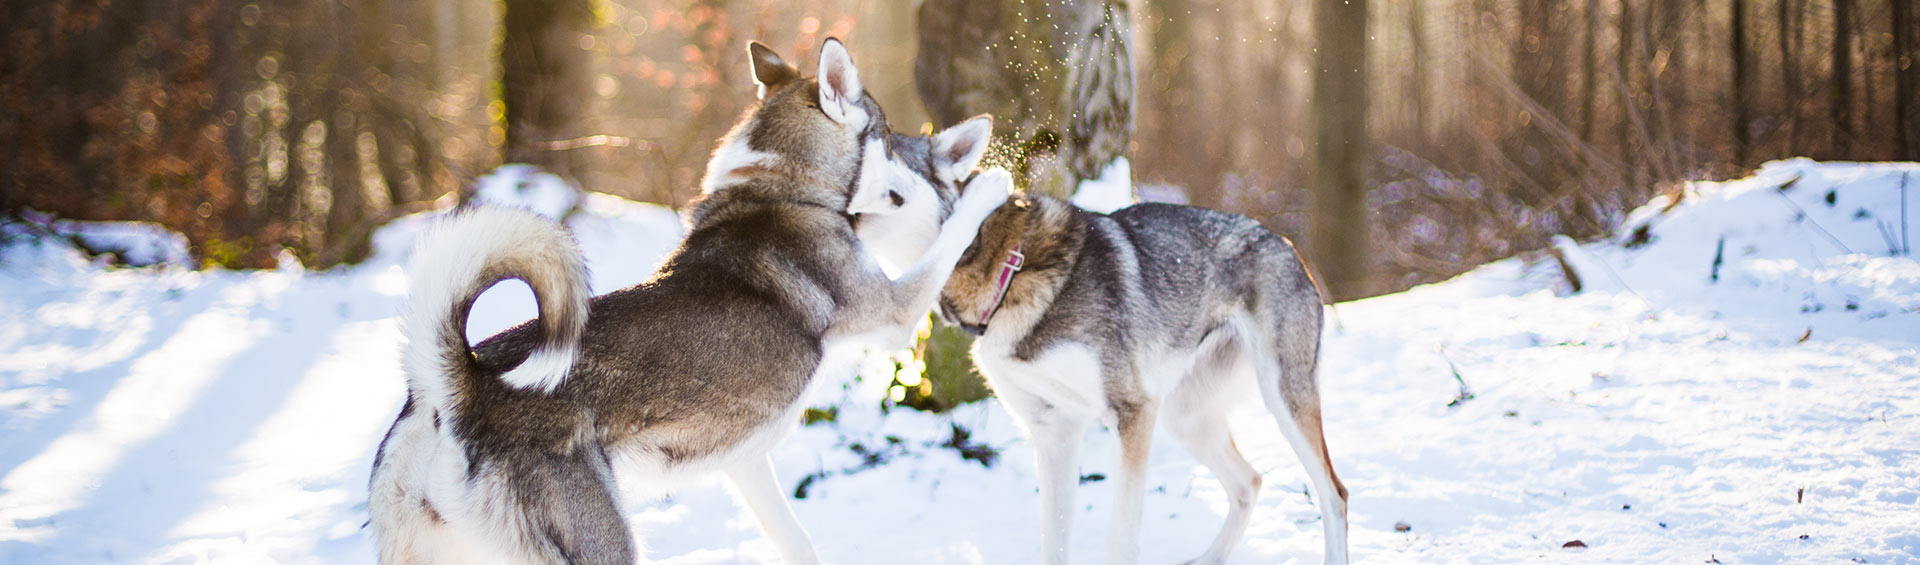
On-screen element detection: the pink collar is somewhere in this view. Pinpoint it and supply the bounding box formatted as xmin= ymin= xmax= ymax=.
xmin=978 ymin=244 xmax=1025 ymax=327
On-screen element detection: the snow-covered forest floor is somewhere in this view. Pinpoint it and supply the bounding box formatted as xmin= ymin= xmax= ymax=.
xmin=2 ymin=160 xmax=1915 ymax=563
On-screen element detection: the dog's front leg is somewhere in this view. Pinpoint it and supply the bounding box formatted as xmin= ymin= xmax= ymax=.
xmin=1106 ymin=399 xmax=1157 ymax=565
xmin=998 ymin=385 xmax=1093 ymax=565
xmin=726 ymin=454 xmax=822 ymax=565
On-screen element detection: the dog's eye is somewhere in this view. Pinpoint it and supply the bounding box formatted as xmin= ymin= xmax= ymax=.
xmin=887 ymin=190 xmax=904 ymax=208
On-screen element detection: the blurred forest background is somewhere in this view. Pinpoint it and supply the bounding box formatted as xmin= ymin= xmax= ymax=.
xmin=4 ymin=0 xmax=1918 ymax=300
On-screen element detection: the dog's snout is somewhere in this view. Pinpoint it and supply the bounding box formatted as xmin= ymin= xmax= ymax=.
xmin=936 ymin=299 xmax=966 ymax=330
xmin=938 ymin=301 xmax=984 ymax=335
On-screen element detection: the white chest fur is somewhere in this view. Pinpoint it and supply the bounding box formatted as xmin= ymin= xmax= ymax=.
xmin=971 ymin=336 xmax=1107 ymax=421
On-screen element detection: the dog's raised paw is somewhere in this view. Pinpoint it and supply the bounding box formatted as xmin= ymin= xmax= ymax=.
xmin=958 ymin=168 xmax=1013 ymax=217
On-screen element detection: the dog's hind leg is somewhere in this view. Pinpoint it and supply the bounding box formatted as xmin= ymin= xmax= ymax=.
xmin=1164 ymin=381 xmax=1261 ymax=564
xmin=727 ymin=454 xmax=821 ymax=565
xmin=1255 ymin=343 xmax=1349 ymax=565
xmin=522 ymin=445 xmax=635 ymax=565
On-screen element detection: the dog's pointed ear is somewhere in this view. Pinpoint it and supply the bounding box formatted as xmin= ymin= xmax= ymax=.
xmin=748 ymin=42 xmax=798 ymax=100
xmin=932 ymin=114 xmax=994 ymax=183
xmin=816 ymin=38 xmax=866 ymax=126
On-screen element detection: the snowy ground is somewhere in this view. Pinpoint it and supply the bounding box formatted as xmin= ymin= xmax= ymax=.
xmin=1 ymin=159 xmax=1915 ymax=564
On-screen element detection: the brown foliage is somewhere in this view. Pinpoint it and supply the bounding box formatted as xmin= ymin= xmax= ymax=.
xmin=3 ymin=0 xmax=459 ymax=269
xmin=3 ymin=0 xmax=246 ymax=262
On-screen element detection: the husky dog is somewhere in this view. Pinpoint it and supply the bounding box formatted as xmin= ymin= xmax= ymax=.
xmin=368 ymin=39 xmax=1011 ymax=564
xmin=849 ymin=139 xmax=1348 ymax=564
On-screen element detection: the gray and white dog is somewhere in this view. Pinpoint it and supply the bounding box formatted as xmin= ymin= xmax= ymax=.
xmin=850 ymin=134 xmax=1349 ymax=564
xmin=367 ymin=38 xmax=1010 ymax=564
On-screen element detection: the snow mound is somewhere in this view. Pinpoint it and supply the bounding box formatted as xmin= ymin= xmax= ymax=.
xmin=1329 ymin=159 xmax=1919 ymax=563
xmin=1071 ymin=157 xmax=1135 ymax=213
xmin=4 ymin=209 xmax=191 ymax=269
xmin=1583 ymin=158 xmax=1919 ymax=337
xmin=471 ymin=163 xmax=582 ymax=220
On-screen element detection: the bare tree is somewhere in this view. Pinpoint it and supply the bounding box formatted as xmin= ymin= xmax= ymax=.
xmin=1860 ymin=0 xmax=1878 ymax=144
xmin=1896 ymin=0 xmax=1918 ymax=160
xmin=1411 ymin=0 xmax=1432 ymax=139
xmin=501 ymin=0 xmax=596 ymax=185
xmin=1732 ymin=0 xmax=1751 ymax=164
xmin=1657 ymin=1 xmax=1687 ymax=116
xmin=1515 ymin=0 xmax=1569 ymax=122
xmin=1778 ymin=0 xmax=1801 ymax=154
xmin=1583 ymin=0 xmax=1601 ymax=144
xmin=1138 ymin=0 xmax=1217 ymax=202
xmin=1311 ymin=0 xmax=1370 ymax=300
xmin=1646 ymin=0 xmax=1687 ymax=177
xmin=1618 ymin=0 xmax=1640 ymax=184
xmin=1831 ymin=0 xmax=1855 ymax=156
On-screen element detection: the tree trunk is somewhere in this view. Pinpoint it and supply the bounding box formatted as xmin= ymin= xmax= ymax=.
xmin=1582 ymin=0 xmax=1599 ymax=144
xmin=1777 ymin=0 xmax=1799 ymax=155
xmin=1831 ymin=0 xmax=1854 ymax=156
xmin=1860 ymin=3 xmax=1877 ymax=150
xmin=276 ymin=0 xmax=345 ymax=262
xmin=1732 ymin=0 xmax=1750 ymax=164
xmin=1640 ymin=1 xmax=1682 ymax=180
xmin=1515 ymin=0 xmax=1568 ymax=121
xmin=1619 ymin=0 xmax=1639 ymax=185
xmin=501 ymin=0 xmax=595 ymax=184
xmin=915 ymin=0 xmax=1132 ymax=197
xmin=1658 ymin=1 xmax=1686 ymax=120
xmin=1410 ymin=0 xmax=1430 ymax=139
xmin=1311 ymin=0 xmax=1370 ymax=300
xmin=321 ymin=0 xmax=370 ymax=267
xmin=1510 ymin=0 xmax=1602 ymax=237
xmin=1138 ymin=0 xmax=1214 ymax=204
xmin=1897 ymin=0 xmax=1919 ymax=160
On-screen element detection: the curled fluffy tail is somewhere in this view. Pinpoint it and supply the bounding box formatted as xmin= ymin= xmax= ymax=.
xmin=402 ymin=205 xmax=590 ymax=411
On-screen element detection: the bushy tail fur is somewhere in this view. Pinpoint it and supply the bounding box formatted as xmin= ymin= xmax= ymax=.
xmin=401 ymin=205 xmax=590 ymax=411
